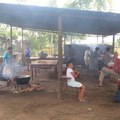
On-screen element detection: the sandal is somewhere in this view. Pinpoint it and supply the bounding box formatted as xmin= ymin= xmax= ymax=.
xmin=79 ymin=101 xmax=88 ymax=103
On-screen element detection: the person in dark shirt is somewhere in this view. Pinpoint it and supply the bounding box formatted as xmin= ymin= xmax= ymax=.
xmin=66 ymin=45 xmax=77 ymax=65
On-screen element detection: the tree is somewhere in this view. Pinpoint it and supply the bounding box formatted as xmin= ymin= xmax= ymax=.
xmin=0 ymin=24 xmax=22 ymax=55
xmin=64 ymin=0 xmax=113 ymax=11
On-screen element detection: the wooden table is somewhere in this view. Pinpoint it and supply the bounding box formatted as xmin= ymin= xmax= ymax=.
xmin=30 ymin=57 xmax=59 ymax=62
xmin=25 ymin=57 xmax=58 ymax=71
xmin=31 ymin=60 xmax=58 ymax=80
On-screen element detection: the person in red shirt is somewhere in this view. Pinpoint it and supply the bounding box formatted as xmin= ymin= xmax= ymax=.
xmin=97 ymin=52 xmax=120 ymax=87
xmin=113 ymin=52 xmax=120 ymax=103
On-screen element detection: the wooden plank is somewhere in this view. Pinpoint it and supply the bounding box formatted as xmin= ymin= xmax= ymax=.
xmin=58 ymin=16 xmax=63 ymax=99
xmin=31 ymin=60 xmax=58 ymax=65
xmin=112 ymin=35 xmax=115 ymax=53
xmin=21 ymin=28 xmax=24 ymax=64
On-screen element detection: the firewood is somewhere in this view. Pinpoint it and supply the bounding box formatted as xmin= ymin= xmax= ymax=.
xmin=19 ymin=85 xmax=45 ymax=93
xmin=19 ymin=86 xmax=35 ymax=93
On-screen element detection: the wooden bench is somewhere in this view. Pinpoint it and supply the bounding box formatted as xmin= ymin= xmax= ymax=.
xmin=61 ymin=76 xmax=78 ymax=98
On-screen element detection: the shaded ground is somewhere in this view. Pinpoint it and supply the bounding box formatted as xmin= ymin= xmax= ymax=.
xmin=0 ymin=67 xmax=120 ymax=120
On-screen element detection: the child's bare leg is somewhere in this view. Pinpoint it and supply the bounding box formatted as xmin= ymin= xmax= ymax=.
xmin=78 ymin=85 xmax=86 ymax=101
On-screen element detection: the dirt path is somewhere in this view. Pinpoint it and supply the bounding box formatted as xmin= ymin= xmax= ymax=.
xmin=0 ymin=68 xmax=120 ymax=120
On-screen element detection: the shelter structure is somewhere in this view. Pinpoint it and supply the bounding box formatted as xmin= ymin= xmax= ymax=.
xmin=0 ymin=3 xmax=120 ymax=98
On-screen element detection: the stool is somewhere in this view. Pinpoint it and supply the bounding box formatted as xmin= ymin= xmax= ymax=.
xmin=61 ymin=76 xmax=78 ymax=98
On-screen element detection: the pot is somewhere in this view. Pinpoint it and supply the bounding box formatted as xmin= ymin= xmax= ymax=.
xmin=14 ymin=75 xmax=31 ymax=85
xmin=0 ymin=76 xmax=9 ymax=81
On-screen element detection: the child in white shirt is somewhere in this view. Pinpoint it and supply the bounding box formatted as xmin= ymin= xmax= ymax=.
xmin=66 ymin=62 xmax=88 ymax=103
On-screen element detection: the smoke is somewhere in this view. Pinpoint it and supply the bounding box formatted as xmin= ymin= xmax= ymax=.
xmin=2 ymin=61 xmax=22 ymax=80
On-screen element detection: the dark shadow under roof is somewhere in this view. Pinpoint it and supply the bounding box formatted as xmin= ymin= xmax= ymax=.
xmin=0 ymin=3 xmax=120 ymax=35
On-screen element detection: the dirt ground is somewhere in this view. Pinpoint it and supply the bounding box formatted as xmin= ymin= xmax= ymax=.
xmin=0 ymin=67 xmax=120 ymax=120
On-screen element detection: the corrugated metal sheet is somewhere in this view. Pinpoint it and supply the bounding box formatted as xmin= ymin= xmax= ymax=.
xmin=0 ymin=3 xmax=120 ymax=35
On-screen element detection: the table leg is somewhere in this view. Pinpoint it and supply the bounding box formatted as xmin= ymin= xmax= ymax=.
xmin=54 ymin=66 xmax=57 ymax=80
xmin=27 ymin=63 xmax=29 ymax=71
xmin=35 ymin=68 xmax=37 ymax=77
xmin=31 ymin=66 xmax=33 ymax=80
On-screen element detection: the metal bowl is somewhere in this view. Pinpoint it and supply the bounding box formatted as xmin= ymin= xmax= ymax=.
xmin=14 ymin=75 xmax=31 ymax=85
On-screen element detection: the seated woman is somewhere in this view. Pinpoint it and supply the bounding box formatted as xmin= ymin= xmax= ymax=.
xmin=66 ymin=62 xmax=88 ymax=103
xmin=103 ymin=47 xmax=113 ymax=64
xmin=97 ymin=52 xmax=120 ymax=87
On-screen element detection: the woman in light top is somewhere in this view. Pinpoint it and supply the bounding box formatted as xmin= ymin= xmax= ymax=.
xmin=66 ymin=62 xmax=88 ymax=103
xmin=84 ymin=47 xmax=91 ymax=69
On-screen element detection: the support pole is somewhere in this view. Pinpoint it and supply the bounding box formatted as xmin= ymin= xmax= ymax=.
xmin=10 ymin=25 xmax=12 ymax=47
xmin=50 ymin=32 xmax=53 ymax=56
xmin=112 ymin=35 xmax=115 ymax=53
xmin=21 ymin=28 xmax=24 ymax=64
xmin=58 ymin=16 xmax=63 ymax=99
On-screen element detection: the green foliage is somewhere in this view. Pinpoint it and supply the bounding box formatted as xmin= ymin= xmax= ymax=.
xmin=64 ymin=0 xmax=79 ymax=9
xmin=31 ymin=49 xmax=39 ymax=57
xmin=64 ymin=0 xmax=113 ymax=11
xmin=116 ymin=38 xmax=120 ymax=46
xmin=23 ymin=30 xmax=59 ymax=56
xmin=0 ymin=22 xmax=87 ymax=56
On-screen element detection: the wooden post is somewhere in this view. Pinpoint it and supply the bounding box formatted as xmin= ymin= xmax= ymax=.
xmin=10 ymin=25 xmax=12 ymax=47
xmin=112 ymin=35 xmax=115 ymax=53
xmin=58 ymin=16 xmax=63 ymax=99
xmin=50 ymin=32 xmax=53 ymax=56
xmin=21 ymin=28 xmax=24 ymax=64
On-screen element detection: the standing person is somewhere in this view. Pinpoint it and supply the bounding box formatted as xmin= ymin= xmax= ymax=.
xmin=66 ymin=45 xmax=77 ymax=65
xmin=84 ymin=47 xmax=91 ymax=69
xmin=103 ymin=47 xmax=113 ymax=64
xmin=89 ymin=47 xmax=103 ymax=72
xmin=25 ymin=47 xmax=31 ymax=71
xmin=3 ymin=47 xmax=13 ymax=86
xmin=66 ymin=62 xmax=88 ymax=103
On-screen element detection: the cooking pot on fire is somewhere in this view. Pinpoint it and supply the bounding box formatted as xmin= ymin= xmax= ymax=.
xmin=14 ymin=75 xmax=31 ymax=85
